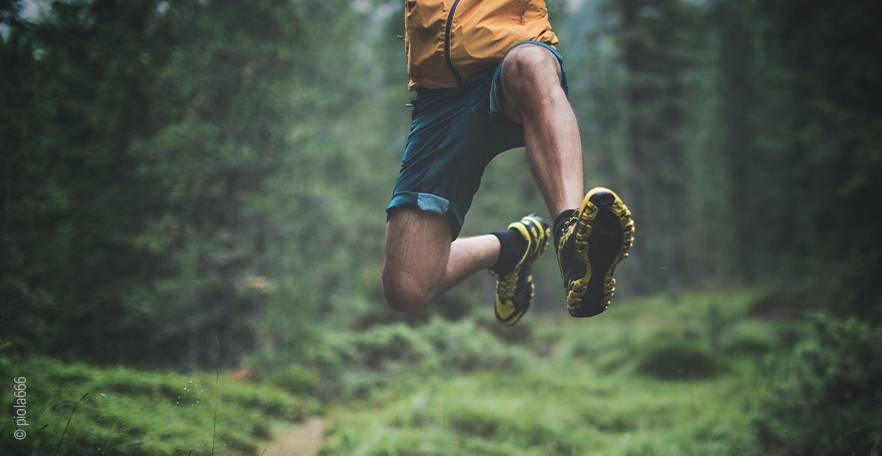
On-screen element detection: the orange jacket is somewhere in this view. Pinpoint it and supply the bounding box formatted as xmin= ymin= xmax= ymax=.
xmin=404 ymin=0 xmax=559 ymax=90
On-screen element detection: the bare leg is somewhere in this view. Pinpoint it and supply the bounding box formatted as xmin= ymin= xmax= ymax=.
xmin=383 ymin=208 xmax=499 ymax=312
xmin=442 ymin=234 xmax=500 ymax=290
xmin=382 ymin=46 xmax=580 ymax=312
xmin=500 ymin=45 xmax=584 ymax=218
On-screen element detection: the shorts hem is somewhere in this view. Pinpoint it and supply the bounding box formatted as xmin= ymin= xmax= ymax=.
xmin=386 ymin=191 xmax=464 ymax=238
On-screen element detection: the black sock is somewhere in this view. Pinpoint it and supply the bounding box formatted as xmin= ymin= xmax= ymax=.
xmin=553 ymin=209 xmax=577 ymax=249
xmin=491 ymin=228 xmax=527 ymax=275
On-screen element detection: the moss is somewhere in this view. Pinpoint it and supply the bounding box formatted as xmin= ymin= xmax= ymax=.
xmin=0 ymin=355 xmax=304 ymax=455
xmin=636 ymin=336 xmax=722 ymax=380
xmin=720 ymin=319 xmax=778 ymax=355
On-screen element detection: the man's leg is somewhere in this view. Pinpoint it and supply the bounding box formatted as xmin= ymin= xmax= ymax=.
xmin=382 ymin=208 xmax=500 ymax=313
xmin=499 ymin=43 xmax=636 ymax=318
xmin=500 ymin=44 xmax=583 ymax=219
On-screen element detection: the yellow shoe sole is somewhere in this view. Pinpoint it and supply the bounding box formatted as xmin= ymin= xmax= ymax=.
xmin=565 ymin=187 xmax=635 ymax=317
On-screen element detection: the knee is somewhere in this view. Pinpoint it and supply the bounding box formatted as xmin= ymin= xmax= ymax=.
xmin=382 ymin=270 xmax=432 ymax=313
xmin=501 ymin=45 xmax=560 ymax=96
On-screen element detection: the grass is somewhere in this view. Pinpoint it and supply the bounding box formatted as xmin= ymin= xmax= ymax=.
xmin=322 ymin=363 xmax=761 ymax=455
xmin=1 ymin=288 xmax=810 ymax=455
xmin=319 ymin=289 xmax=804 ymax=455
xmin=0 ymin=355 xmax=315 ymax=455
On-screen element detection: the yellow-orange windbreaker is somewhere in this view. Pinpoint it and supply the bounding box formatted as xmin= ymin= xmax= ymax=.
xmin=404 ymin=0 xmax=559 ymax=90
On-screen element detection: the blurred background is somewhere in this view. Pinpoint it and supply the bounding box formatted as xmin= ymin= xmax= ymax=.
xmin=2 ymin=0 xmax=881 ymax=454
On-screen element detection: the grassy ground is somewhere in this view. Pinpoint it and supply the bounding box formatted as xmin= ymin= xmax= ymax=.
xmin=0 ymin=355 xmax=316 ymax=455
xmin=2 ymin=289 xmax=806 ymax=455
xmin=319 ymin=289 xmax=803 ymax=455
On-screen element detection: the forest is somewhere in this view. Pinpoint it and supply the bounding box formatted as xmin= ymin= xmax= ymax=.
xmin=2 ymin=0 xmax=881 ymax=454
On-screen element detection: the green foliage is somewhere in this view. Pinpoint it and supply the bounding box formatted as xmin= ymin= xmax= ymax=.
xmin=252 ymin=317 xmax=532 ymax=402
xmin=0 ymin=355 xmax=309 ymax=455
xmin=754 ymin=317 xmax=882 ymax=455
xmin=0 ymin=0 xmax=406 ymax=367
xmin=352 ymin=323 xmax=437 ymax=369
xmin=0 ymin=290 xmax=833 ymax=455
xmin=260 ymin=364 xmax=322 ymax=397
xmin=719 ymin=319 xmax=778 ymax=355
xmin=419 ymin=318 xmax=533 ymax=371
xmin=713 ymin=0 xmax=882 ymax=311
xmin=570 ymin=0 xmax=882 ymax=313
xmin=636 ymin=335 xmax=721 ymax=380
xmin=320 ymin=291 xmax=766 ymax=455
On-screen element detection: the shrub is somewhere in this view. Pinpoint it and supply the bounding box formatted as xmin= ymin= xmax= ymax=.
xmin=263 ymin=365 xmax=321 ymax=396
xmin=421 ymin=318 xmax=531 ymax=372
xmin=754 ymin=317 xmax=882 ymax=455
xmin=636 ymin=335 xmax=722 ymax=380
xmin=444 ymin=404 xmax=584 ymax=453
xmin=720 ymin=319 xmax=778 ymax=355
xmin=352 ymin=323 xmax=437 ymax=370
xmin=256 ymin=318 xmax=534 ymax=402
xmin=335 ymin=317 xmax=532 ymax=375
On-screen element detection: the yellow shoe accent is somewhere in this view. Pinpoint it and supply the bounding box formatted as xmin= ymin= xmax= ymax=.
xmin=494 ymin=214 xmax=551 ymax=326
xmin=558 ymin=187 xmax=635 ymax=317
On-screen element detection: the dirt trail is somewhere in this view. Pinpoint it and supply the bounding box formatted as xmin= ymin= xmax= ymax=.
xmin=263 ymin=417 xmax=325 ymax=456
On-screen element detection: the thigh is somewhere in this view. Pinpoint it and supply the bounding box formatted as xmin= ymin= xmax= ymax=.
xmin=383 ymin=207 xmax=452 ymax=289
xmin=388 ymin=76 xmax=501 ymax=237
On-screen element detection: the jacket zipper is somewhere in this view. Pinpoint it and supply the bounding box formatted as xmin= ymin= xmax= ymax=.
xmin=444 ymin=0 xmax=464 ymax=86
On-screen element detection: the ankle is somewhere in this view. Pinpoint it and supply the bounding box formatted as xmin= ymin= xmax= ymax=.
xmin=553 ymin=209 xmax=577 ymax=249
xmin=490 ymin=228 xmax=527 ymax=275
